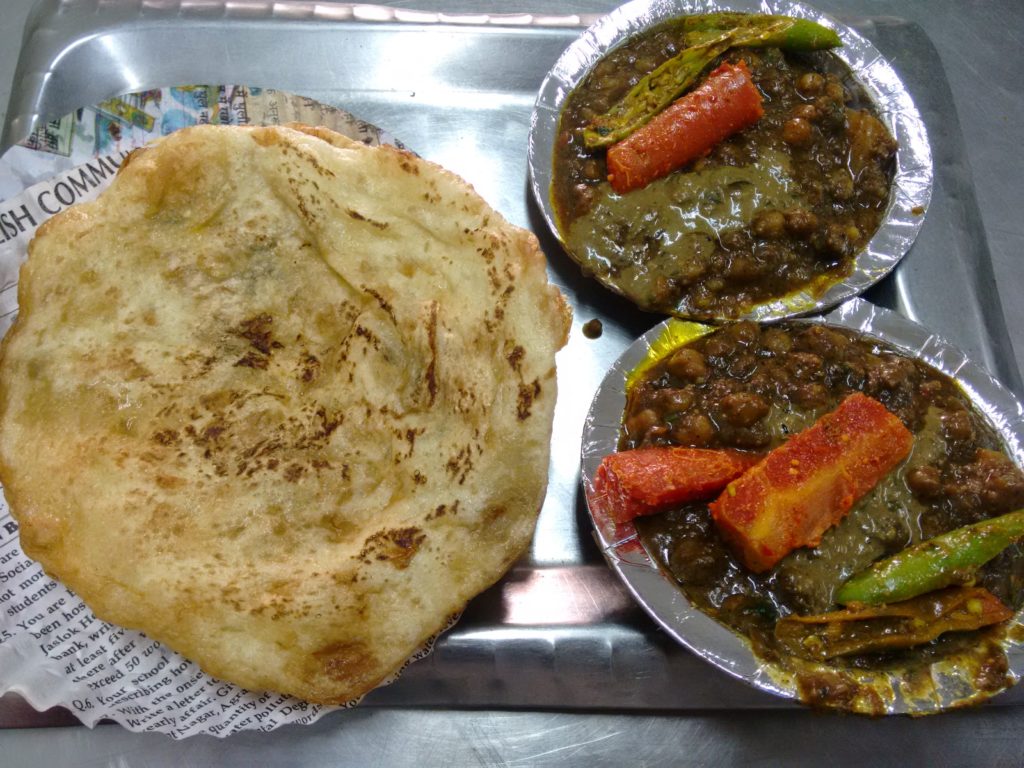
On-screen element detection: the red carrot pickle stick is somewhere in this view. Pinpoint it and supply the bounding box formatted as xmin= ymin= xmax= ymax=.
xmin=595 ymin=446 xmax=760 ymax=525
xmin=606 ymin=60 xmax=764 ymax=194
xmin=709 ymin=393 xmax=913 ymax=573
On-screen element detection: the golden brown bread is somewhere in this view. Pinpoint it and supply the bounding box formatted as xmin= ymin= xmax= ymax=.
xmin=0 ymin=123 xmax=570 ymax=703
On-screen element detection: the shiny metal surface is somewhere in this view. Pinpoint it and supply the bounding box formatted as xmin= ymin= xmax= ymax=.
xmin=528 ymin=0 xmax=932 ymax=322
xmin=0 ymin=0 xmax=1023 ymax=763
xmin=582 ymin=298 xmax=1024 ymax=713
xmin=5 ymin=706 xmax=1024 ymax=767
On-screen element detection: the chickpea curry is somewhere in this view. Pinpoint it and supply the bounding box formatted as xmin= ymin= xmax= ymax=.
xmin=552 ymin=14 xmax=897 ymax=318
xmin=599 ymin=320 xmax=1024 ymax=690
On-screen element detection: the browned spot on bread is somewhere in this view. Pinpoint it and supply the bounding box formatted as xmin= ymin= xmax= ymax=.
xmin=346 ymin=209 xmax=389 ymax=230
xmin=398 ymin=156 xmax=420 ymax=175
xmin=314 ymin=641 xmax=378 ymax=685
xmin=357 ymin=527 xmax=426 ymax=569
xmin=234 ymin=351 xmax=267 ymax=369
xmin=118 ymin=146 xmax=146 ymax=171
xmin=506 ymin=345 xmax=524 ymax=372
xmin=486 ymin=265 xmax=501 ymax=293
xmin=284 ymin=463 xmax=306 ymax=482
xmin=426 ymin=500 xmax=459 ymax=521
xmin=365 ymin=288 xmax=396 ymax=324
xmin=249 ymin=127 xmax=281 ymax=147
xmin=202 ymin=422 xmax=226 ymax=442
xmin=425 ymin=302 xmax=438 ymax=405
xmin=319 ymin=512 xmax=359 ymax=543
xmin=236 ymin=314 xmax=280 ymax=355
xmin=354 ymin=324 xmax=381 ymax=352
xmin=233 ymin=313 xmax=283 ymax=368
xmin=152 ymin=429 xmax=180 ymax=446
xmin=299 ymin=353 xmax=320 ymax=383
xmin=517 ymin=379 xmax=541 ymax=421
xmin=403 ymin=428 xmax=423 ymax=458
xmin=484 ymin=505 xmax=507 ymax=524
xmin=445 ymin=444 xmax=475 ymax=485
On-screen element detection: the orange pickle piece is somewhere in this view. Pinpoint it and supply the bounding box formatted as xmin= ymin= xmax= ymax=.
xmin=596 ymin=446 xmax=760 ymax=524
xmin=709 ymin=392 xmax=913 ymax=572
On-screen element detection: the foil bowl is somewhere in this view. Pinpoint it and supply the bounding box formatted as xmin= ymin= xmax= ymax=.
xmin=580 ymin=297 xmax=1024 ymax=713
xmin=528 ymin=0 xmax=933 ymax=322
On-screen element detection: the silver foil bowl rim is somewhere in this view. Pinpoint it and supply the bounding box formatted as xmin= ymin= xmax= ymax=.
xmin=580 ymin=297 xmax=1024 ymax=713
xmin=528 ymin=0 xmax=934 ymax=322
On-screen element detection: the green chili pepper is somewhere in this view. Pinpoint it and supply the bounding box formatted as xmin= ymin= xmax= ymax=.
xmin=776 ymin=586 xmax=1012 ymax=661
xmin=682 ymin=13 xmax=842 ymax=50
xmin=835 ymin=509 xmax=1024 ymax=605
xmin=582 ymin=14 xmax=841 ymax=150
xmin=583 ymin=31 xmax=736 ymax=149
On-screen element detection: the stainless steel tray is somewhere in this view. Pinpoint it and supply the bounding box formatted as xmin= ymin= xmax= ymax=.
xmin=1 ymin=0 xmax=1021 ymax=728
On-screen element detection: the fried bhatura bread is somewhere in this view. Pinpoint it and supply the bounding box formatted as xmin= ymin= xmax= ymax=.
xmin=0 ymin=123 xmax=570 ymax=703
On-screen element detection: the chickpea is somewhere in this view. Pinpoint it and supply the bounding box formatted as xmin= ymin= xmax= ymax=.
xmin=666 ymin=348 xmax=707 ymax=382
xmin=828 ymin=169 xmax=855 ymax=201
xmin=581 ymin=159 xmax=603 ymax=181
xmin=786 ymin=352 xmax=824 ymax=381
xmin=796 ymin=72 xmax=825 ymax=96
xmin=726 ymin=256 xmax=761 ymax=281
xmin=659 ymin=387 xmax=695 ymax=413
xmin=624 ymin=408 xmax=660 ymax=439
xmin=814 ymin=96 xmax=846 ymax=129
xmin=802 ymin=178 xmax=825 ymax=205
xmin=719 ymin=229 xmax=750 ymax=251
xmin=782 ymin=117 xmax=814 ymax=147
xmin=752 ymin=209 xmax=787 ymax=239
xmin=866 ymin=356 xmax=915 ymax=391
xmin=907 ymin=465 xmax=942 ymax=499
xmin=791 ymin=103 xmax=819 ymax=121
xmin=670 ymin=539 xmax=725 ymax=586
xmin=690 ymin=289 xmax=714 ymax=311
xmin=720 ymin=392 xmax=770 ymax=428
xmin=918 ymin=380 xmax=944 ymax=402
xmin=784 ymin=208 xmax=819 ymax=238
xmin=843 ymin=361 xmax=867 ymax=389
xmin=822 ymin=223 xmax=851 ymax=257
xmin=644 ymin=423 xmax=670 ymax=442
xmin=762 ymin=328 xmax=793 ymax=356
xmin=729 ymin=321 xmax=761 ymax=346
xmin=652 ymin=275 xmax=681 ymax=306
xmin=727 ymin=353 xmax=759 ymax=379
xmin=801 ymin=325 xmax=849 ymax=357
xmin=706 ymin=377 xmax=739 ymax=402
xmin=572 ymin=183 xmax=594 ymax=212
xmin=942 ymin=410 xmax=976 ymax=442
xmin=672 ymin=412 xmax=716 ymax=447
xmin=703 ymin=335 xmax=735 ymax=359
xmin=825 ymin=80 xmax=847 ymax=103
xmin=713 ymin=142 xmax=740 ymax=165
xmin=633 ymin=56 xmax=658 ymax=75
xmin=791 ymin=382 xmax=829 ymax=408
xmin=598 ymin=74 xmax=627 ymax=94
xmin=594 ymin=59 xmax=618 ymax=79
